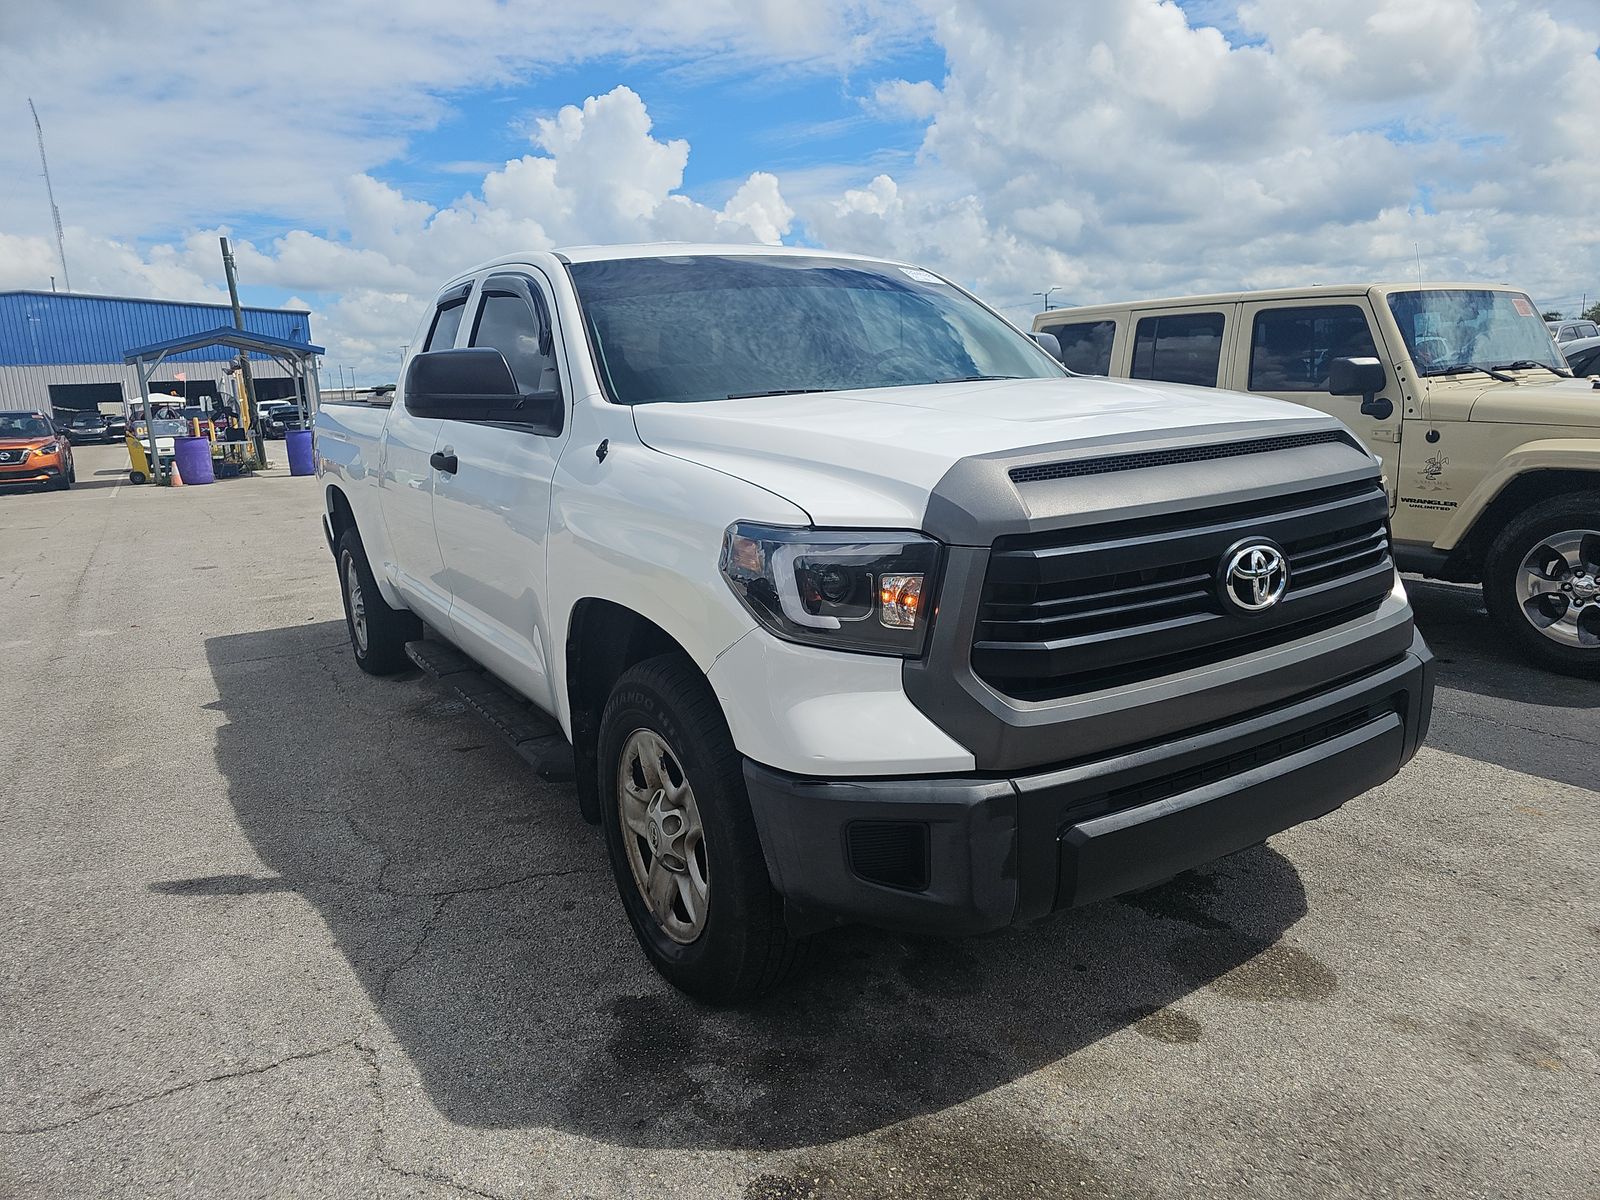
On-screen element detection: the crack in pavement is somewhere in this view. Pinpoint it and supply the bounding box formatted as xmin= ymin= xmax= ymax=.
xmin=1434 ymin=700 xmax=1600 ymax=752
xmin=377 ymin=895 xmax=453 ymax=1001
xmin=0 ymin=1042 xmax=349 ymax=1137
xmin=356 ymin=1033 xmax=513 ymax=1200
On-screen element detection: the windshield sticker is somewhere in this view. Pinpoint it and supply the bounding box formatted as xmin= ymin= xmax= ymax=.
xmin=899 ymin=267 xmax=945 ymax=285
xmin=1511 ymin=296 xmax=1536 ymax=318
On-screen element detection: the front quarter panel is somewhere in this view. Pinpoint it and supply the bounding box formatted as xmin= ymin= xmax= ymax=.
xmin=546 ymin=397 xmax=812 ymax=735
xmin=1435 ymin=437 xmax=1600 ymax=550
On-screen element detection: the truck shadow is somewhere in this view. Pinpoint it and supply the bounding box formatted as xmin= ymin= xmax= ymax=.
xmin=1404 ymin=577 xmax=1596 ymax=707
xmin=1404 ymin=577 xmax=1597 ymax=789
xmin=194 ymin=621 xmax=1316 ymax=1151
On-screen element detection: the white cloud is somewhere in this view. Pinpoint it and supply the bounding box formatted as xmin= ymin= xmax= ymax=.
xmin=3 ymin=0 xmax=1600 ymax=376
xmin=812 ymin=0 xmax=1600 ymax=319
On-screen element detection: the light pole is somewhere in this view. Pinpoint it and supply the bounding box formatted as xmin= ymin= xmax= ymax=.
xmin=1032 ymin=284 xmax=1067 ymax=313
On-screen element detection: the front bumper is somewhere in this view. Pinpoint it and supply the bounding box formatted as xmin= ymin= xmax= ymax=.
xmin=745 ymin=632 xmax=1434 ymax=935
xmin=0 ymin=464 xmax=62 ymax=486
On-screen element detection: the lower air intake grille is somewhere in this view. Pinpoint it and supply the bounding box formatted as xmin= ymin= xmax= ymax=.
xmin=1009 ymin=430 xmax=1348 ymax=484
xmin=846 ymin=821 xmax=930 ymax=892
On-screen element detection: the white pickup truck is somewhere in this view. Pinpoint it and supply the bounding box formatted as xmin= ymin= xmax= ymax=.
xmin=315 ymin=244 xmax=1435 ymax=1003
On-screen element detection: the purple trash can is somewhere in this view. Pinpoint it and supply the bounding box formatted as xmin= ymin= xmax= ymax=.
xmin=172 ymin=436 xmax=215 ymax=485
xmin=286 ymin=428 xmax=315 ymax=476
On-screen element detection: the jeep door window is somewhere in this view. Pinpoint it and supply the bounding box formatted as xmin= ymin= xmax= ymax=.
xmin=1249 ymin=305 xmax=1379 ymax=391
xmin=1386 ymin=289 xmax=1564 ymax=375
xmin=1130 ymin=312 xmax=1225 ymax=387
xmin=1041 ymin=320 xmax=1115 ymax=375
xmin=568 ymin=254 xmax=1063 ymax=405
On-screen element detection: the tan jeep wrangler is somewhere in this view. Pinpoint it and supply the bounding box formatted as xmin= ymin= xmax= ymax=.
xmin=1035 ymin=284 xmax=1600 ymax=677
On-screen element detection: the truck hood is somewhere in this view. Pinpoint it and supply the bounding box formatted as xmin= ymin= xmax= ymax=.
xmin=631 ymin=375 xmax=1332 ymax=529
xmin=1460 ymin=373 xmax=1600 ymax=427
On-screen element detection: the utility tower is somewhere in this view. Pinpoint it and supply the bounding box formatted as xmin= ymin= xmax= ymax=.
xmin=29 ymin=99 xmax=71 ymax=293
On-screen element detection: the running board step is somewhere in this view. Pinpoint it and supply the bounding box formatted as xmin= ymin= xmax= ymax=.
xmin=405 ymin=637 xmax=575 ymax=782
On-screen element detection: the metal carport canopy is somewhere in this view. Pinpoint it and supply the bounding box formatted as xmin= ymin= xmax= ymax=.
xmin=122 ymin=326 xmax=325 ymax=484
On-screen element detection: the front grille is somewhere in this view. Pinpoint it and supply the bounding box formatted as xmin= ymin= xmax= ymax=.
xmin=0 ymin=450 xmax=22 ymax=463
xmin=972 ymin=479 xmax=1393 ymax=699
xmin=1008 ymin=430 xmax=1349 ymax=484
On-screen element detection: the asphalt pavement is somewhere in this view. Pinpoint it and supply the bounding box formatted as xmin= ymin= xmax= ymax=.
xmin=1 ymin=442 xmax=1595 ymax=1199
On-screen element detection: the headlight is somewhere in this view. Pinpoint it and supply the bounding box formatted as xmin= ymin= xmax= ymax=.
xmin=30 ymin=442 xmax=60 ymax=457
xmin=720 ymin=522 xmax=942 ymax=656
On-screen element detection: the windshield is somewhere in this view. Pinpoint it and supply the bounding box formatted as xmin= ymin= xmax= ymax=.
xmin=568 ymin=254 xmax=1064 ymax=404
xmin=133 ymin=418 xmax=186 ymax=436
xmin=69 ymin=413 xmax=105 ymax=425
xmin=0 ymin=413 xmax=53 ymax=439
xmin=1387 ymin=289 xmax=1564 ymax=376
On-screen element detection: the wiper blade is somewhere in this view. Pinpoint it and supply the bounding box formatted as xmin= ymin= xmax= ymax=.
xmin=930 ymin=374 xmax=1020 ymax=383
xmin=1489 ymin=360 xmax=1571 ymax=378
xmin=1425 ymin=364 xmax=1517 ymax=383
xmin=720 ymin=388 xmax=833 ymax=400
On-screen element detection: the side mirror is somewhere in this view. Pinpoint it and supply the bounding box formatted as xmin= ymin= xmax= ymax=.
xmin=1030 ymin=331 xmax=1063 ymax=361
xmin=405 ymin=348 xmax=520 ymax=420
xmin=1328 ymin=356 xmax=1393 ymax=419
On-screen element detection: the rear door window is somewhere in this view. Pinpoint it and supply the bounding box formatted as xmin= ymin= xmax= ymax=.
xmin=423 ymin=293 xmax=468 ymax=351
xmin=1130 ymin=312 xmax=1225 ymax=387
xmin=1249 ymin=305 xmax=1379 ymax=392
xmin=1041 ymin=320 xmax=1115 ymax=375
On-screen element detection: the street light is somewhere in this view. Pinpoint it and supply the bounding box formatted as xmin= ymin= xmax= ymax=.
xmin=1032 ymin=284 xmax=1068 ymax=312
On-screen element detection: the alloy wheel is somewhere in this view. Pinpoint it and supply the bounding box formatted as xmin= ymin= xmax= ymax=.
xmin=616 ymin=727 xmax=709 ymax=944
xmin=1516 ymin=529 xmax=1600 ymax=648
xmin=345 ymin=558 xmax=369 ymax=654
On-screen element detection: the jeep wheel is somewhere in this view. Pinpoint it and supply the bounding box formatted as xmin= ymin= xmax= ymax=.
xmin=598 ymin=654 xmax=807 ymax=1004
xmin=336 ymin=527 xmax=421 ymax=675
xmin=1483 ymin=494 xmax=1600 ymax=678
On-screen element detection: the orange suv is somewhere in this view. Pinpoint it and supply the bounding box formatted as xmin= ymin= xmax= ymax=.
xmin=0 ymin=411 xmax=75 ymax=491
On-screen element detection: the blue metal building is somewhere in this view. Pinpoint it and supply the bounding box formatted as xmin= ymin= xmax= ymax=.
xmin=0 ymin=291 xmax=315 ymax=414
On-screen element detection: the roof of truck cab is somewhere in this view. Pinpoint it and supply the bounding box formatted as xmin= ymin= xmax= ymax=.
xmin=1037 ymin=281 xmax=1531 ymax=323
xmin=444 ymin=244 xmax=913 ymax=286
xmin=555 ymin=242 xmax=907 ymax=265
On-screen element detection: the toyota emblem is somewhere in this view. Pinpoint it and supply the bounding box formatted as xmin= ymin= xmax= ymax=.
xmin=1220 ymin=540 xmax=1289 ymax=613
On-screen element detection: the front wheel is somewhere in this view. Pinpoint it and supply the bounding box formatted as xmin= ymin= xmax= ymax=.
xmin=336 ymin=527 xmax=421 ymax=675
xmin=598 ymin=655 xmax=807 ymax=1004
xmin=1483 ymin=494 xmax=1600 ymax=678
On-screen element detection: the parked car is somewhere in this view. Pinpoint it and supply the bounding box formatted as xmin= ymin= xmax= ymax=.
xmin=0 ymin=410 xmax=75 ymax=490
xmin=60 ymin=411 xmax=113 ymax=444
xmin=1559 ymin=335 xmax=1600 ymax=377
xmin=1037 ymin=283 xmax=1600 ymax=677
xmin=316 ymin=244 xmax=1435 ymax=1003
xmin=105 ymin=412 xmax=128 ymax=440
xmin=1546 ymin=318 xmax=1600 ymax=344
xmin=257 ymin=400 xmax=302 ymax=438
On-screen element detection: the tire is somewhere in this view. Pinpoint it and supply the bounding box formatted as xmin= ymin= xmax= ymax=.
xmin=1482 ymin=493 xmax=1600 ymax=678
xmin=336 ymin=526 xmax=422 ymax=676
xmin=55 ymin=455 xmax=74 ymax=490
xmin=129 ymin=470 xmax=146 ymax=485
xmin=598 ymin=654 xmax=807 ymax=1005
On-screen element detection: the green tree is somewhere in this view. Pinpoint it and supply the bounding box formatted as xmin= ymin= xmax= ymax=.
xmin=1543 ymin=310 xmax=1563 ymax=321
xmin=1584 ymin=301 xmax=1600 ymax=324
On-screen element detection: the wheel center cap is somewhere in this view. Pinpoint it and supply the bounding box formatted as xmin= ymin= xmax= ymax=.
xmin=1573 ymin=575 xmax=1598 ymax=601
xmin=645 ymin=793 xmax=688 ymax=871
